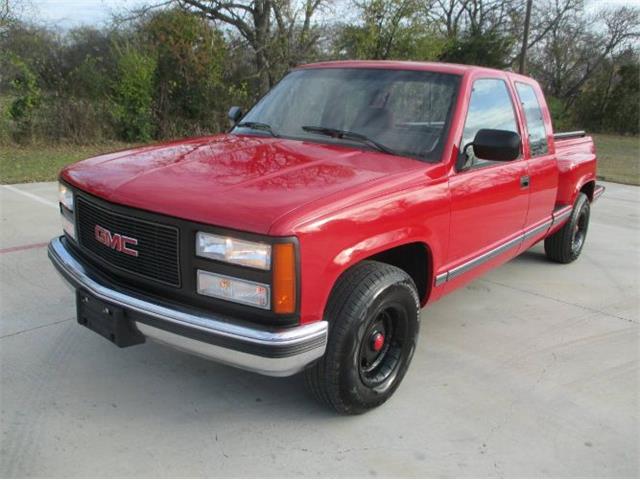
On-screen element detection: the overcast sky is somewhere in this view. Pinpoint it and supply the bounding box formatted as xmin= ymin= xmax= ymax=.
xmin=25 ymin=0 xmax=146 ymax=28
xmin=24 ymin=0 xmax=640 ymax=30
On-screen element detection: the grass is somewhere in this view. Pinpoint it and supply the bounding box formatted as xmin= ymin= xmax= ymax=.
xmin=0 ymin=143 xmax=138 ymax=184
xmin=0 ymin=135 xmax=638 ymax=185
xmin=593 ymin=134 xmax=639 ymax=186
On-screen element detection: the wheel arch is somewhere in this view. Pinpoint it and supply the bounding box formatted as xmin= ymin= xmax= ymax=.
xmin=367 ymin=242 xmax=432 ymax=305
xmin=580 ymin=180 xmax=596 ymax=202
xmin=327 ymin=240 xmax=433 ymax=312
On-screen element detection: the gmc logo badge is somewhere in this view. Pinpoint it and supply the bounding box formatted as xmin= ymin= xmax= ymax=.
xmin=94 ymin=225 xmax=139 ymax=257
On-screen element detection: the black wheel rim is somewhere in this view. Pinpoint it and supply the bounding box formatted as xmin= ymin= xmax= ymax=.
xmin=571 ymin=208 xmax=588 ymax=253
xmin=357 ymin=304 xmax=408 ymax=389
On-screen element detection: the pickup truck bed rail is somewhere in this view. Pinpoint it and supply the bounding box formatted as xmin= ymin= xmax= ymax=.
xmin=554 ymin=131 xmax=586 ymax=140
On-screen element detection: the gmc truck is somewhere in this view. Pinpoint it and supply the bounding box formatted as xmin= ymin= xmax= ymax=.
xmin=49 ymin=61 xmax=604 ymax=414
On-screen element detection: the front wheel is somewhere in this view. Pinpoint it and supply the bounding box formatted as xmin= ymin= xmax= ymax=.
xmin=545 ymin=192 xmax=590 ymax=263
xmin=304 ymin=261 xmax=420 ymax=414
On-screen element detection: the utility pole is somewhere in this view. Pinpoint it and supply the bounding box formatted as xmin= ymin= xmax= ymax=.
xmin=519 ymin=0 xmax=533 ymax=74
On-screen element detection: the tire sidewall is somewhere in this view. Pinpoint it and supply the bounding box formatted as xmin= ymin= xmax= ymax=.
xmin=567 ymin=193 xmax=590 ymax=260
xmin=336 ymin=276 xmax=420 ymax=412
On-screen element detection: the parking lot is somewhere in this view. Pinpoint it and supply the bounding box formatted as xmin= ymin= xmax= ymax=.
xmin=0 ymin=180 xmax=638 ymax=477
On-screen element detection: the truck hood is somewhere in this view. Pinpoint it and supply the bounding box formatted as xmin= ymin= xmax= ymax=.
xmin=62 ymin=134 xmax=426 ymax=234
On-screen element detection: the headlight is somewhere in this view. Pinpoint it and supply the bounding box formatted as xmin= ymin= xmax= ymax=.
xmin=58 ymin=183 xmax=74 ymax=211
xmin=197 ymin=270 xmax=270 ymax=309
xmin=196 ymin=232 xmax=271 ymax=270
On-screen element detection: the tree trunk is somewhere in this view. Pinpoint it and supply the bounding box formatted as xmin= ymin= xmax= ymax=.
xmin=253 ymin=0 xmax=272 ymax=95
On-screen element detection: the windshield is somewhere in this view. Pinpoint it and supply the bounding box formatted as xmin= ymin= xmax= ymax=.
xmin=234 ymin=68 xmax=460 ymax=162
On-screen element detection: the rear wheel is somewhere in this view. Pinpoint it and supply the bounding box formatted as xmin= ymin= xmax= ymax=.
xmin=545 ymin=193 xmax=590 ymax=263
xmin=304 ymin=261 xmax=420 ymax=414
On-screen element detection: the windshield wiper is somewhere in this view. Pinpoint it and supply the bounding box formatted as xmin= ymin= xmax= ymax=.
xmin=236 ymin=121 xmax=279 ymax=137
xmin=301 ymin=126 xmax=396 ymax=155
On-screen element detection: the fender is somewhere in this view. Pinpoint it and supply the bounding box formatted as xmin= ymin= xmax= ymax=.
xmin=333 ymin=228 xmax=428 ymax=267
xmin=555 ymin=136 xmax=597 ymax=206
xmin=562 ymin=169 xmax=596 ymax=205
xmin=330 ymin=234 xmax=434 ymax=306
xmin=290 ymin=178 xmax=450 ymax=324
xmin=312 ymin=220 xmax=441 ymax=322
xmin=576 ymin=177 xmax=596 ymax=201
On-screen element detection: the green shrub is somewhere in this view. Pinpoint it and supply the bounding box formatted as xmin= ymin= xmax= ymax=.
xmin=0 ymin=96 xmax=13 ymax=145
xmin=602 ymin=62 xmax=639 ymax=135
xmin=143 ymin=9 xmax=229 ymax=138
xmin=35 ymin=97 xmax=114 ymax=144
xmin=546 ymin=96 xmax=575 ymax=132
xmin=438 ymin=31 xmax=515 ymax=69
xmin=7 ymin=56 xmax=41 ymax=143
xmin=111 ymin=46 xmax=156 ymax=142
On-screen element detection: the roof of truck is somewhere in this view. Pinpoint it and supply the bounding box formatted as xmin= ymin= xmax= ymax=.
xmin=296 ymin=60 xmax=531 ymax=80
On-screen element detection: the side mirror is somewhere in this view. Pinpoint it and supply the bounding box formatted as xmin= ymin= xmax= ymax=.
xmin=228 ymin=106 xmax=243 ymax=125
xmin=472 ymin=129 xmax=521 ymax=162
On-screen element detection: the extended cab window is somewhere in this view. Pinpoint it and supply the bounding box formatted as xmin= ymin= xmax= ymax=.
xmin=515 ymin=82 xmax=549 ymax=156
xmin=459 ymin=78 xmax=519 ymax=170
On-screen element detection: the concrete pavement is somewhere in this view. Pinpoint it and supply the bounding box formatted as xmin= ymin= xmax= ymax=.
xmin=0 ymin=181 xmax=638 ymax=477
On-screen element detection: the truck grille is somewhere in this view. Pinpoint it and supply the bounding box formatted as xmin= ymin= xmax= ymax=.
xmin=76 ymin=197 xmax=181 ymax=286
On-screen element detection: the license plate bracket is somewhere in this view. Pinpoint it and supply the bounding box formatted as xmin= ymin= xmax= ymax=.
xmin=76 ymin=290 xmax=145 ymax=347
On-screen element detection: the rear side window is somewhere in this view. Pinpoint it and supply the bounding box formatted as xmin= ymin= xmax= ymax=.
xmin=515 ymin=82 xmax=548 ymax=156
xmin=460 ymin=78 xmax=519 ymax=169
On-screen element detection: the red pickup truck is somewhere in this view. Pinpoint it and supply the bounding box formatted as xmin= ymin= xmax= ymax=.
xmin=49 ymin=61 xmax=604 ymax=413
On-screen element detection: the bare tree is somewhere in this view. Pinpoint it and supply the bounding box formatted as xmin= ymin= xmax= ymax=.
xmin=561 ymin=6 xmax=640 ymax=100
xmin=531 ymin=5 xmax=639 ymax=107
xmin=463 ymin=0 xmax=515 ymax=35
xmin=426 ymin=0 xmax=518 ymax=38
xmin=513 ymin=0 xmax=582 ymax=65
xmin=1 ymin=0 xmax=22 ymax=29
xmin=426 ymin=0 xmax=470 ymax=37
xmin=0 ymin=0 xmax=8 ymax=25
xmin=425 ymin=0 xmax=584 ymax=71
xmin=177 ymin=0 xmax=328 ymax=94
xmin=338 ymin=0 xmax=426 ymax=60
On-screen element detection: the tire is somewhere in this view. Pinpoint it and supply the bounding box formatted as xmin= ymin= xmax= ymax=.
xmin=304 ymin=261 xmax=420 ymax=414
xmin=544 ymin=192 xmax=590 ymax=264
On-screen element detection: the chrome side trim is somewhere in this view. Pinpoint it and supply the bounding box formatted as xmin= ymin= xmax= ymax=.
xmin=434 ymin=272 xmax=448 ymax=286
xmin=48 ymin=237 xmax=327 ymax=377
xmin=552 ymin=206 xmax=573 ymax=226
xmin=523 ymin=219 xmax=553 ymax=241
xmin=447 ymin=235 xmax=522 ymax=281
xmin=434 ymin=218 xmax=553 ymax=286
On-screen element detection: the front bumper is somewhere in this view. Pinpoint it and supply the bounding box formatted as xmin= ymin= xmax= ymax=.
xmin=48 ymin=237 xmax=327 ymax=376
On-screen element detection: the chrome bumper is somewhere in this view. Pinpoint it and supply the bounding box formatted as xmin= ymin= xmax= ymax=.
xmin=48 ymin=237 xmax=327 ymax=377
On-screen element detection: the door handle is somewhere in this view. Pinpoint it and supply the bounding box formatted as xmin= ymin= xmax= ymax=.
xmin=520 ymin=175 xmax=530 ymax=188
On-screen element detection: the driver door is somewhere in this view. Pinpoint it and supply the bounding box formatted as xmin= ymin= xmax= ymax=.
xmin=445 ymin=77 xmax=529 ymax=284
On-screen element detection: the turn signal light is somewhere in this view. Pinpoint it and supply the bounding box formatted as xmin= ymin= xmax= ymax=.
xmin=273 ymin=243 xmax=296 ymax=314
